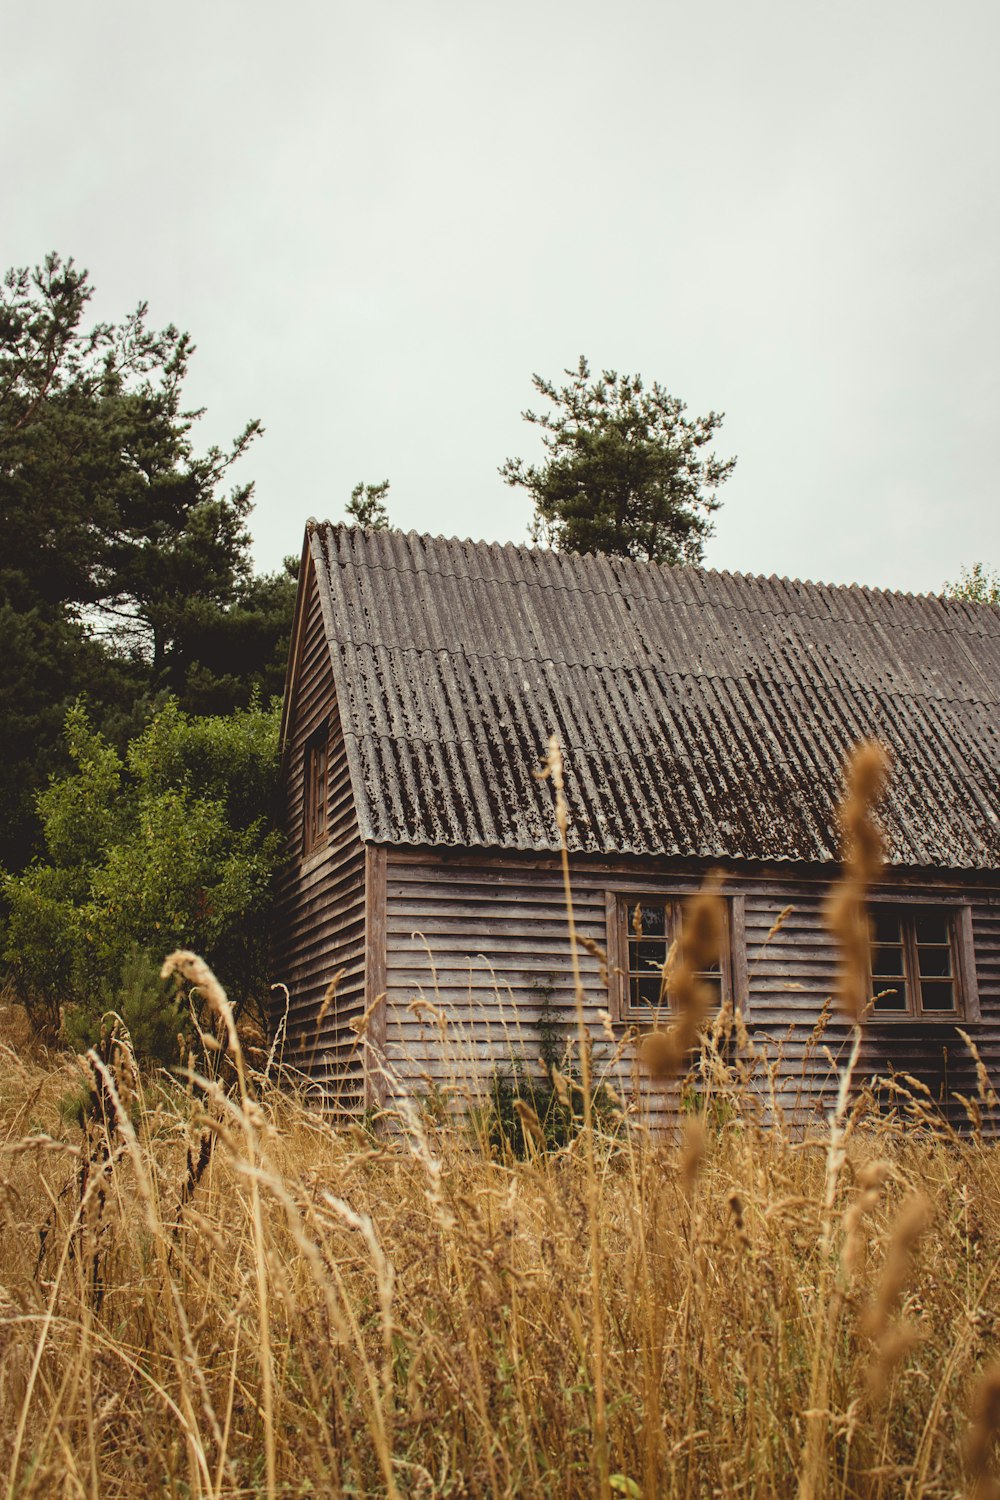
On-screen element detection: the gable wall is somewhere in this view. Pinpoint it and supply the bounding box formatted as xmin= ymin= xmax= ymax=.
xmin=376 ymin=848 xmax=1000 ymax=1131
xmin=271 ymin=563 xmax=367 ymax=1112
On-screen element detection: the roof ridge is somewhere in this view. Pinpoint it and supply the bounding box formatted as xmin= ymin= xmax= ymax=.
xmin=309 ymin=519 xmax=1000 ymax=615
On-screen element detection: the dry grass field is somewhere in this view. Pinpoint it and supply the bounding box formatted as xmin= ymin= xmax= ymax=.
xmin=2 ymin=962 xmax=1000 ymax=1500
xmin=0 ymin=741 xmax=998 ymax=1499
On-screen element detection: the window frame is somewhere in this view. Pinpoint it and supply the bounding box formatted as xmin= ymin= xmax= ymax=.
xmin=302 ymin=722 xmax=330 ymax=857
xmin=866 ymin=899 xmax=979 ymax=1023
xmin=606 ymin=890 xmax=743 ymax=1027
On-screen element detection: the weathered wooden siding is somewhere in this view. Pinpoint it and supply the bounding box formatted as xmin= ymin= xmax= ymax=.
xmin=271 ymin=559 xmax=367 ymax=1111
xmin=379 ymin=850 xmax=1000 ymax=1130
xmin=737 ymin=877 xmax=1000 ymax=1129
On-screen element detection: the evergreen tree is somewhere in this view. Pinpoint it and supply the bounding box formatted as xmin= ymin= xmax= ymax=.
xmin=501 ymin=356 xmax=735 ymax=565
xmin=0 ymin=253 xmax=295 ymax=871
xmin=346 ymin=479 xmax=392 ymax=530
xmin=172 ymin=557 xmax=299 ymax=715
xmin=0 ymin=607 xmax=139 ymax=877
xmin=0 ymin=253 xmax=260 ymax=670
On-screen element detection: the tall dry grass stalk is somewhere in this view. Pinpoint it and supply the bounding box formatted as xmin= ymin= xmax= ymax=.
xmin=797 ymin=741 xmax=894 ymax=1500
xmin=539 ymin=733 xmax=609 ymax=1499
xmin=824 ymin=741 xmax=891 ymax=1026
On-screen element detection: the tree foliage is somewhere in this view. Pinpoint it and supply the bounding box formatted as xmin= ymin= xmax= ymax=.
xmin=501 ymin=356 xmax=735 ymax=565
xmin=346 ymin=479 xmax=392 ymax=530
xmin=0 ymin=253 xmax=296 ymax=872
xmin=942 ymin=563 xmax=1000 ymax=606
xmin=0 ymin=253 xmax=260 ymax=664
xmin=168 ymin=556 xmax=299 ymax=716
xmin=0 ymin=603 xmax=137 ymax=880
xmin=3 ymin=699 xmax=282 ymax=1038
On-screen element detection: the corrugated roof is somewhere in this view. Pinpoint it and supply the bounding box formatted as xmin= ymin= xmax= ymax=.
xmin=306 ymin=524 xmax=1000 ymax=868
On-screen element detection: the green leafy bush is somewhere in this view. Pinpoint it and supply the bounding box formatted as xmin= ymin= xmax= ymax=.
xmin=482 ymin=1058 xmax=620 ymax=1158
xmin=3 ymin=698 xmax=281 ymax=1042
xmin=480 ymin=987 xmax=621 ymax=1157
xmin=60 ymin=946 xmax=188 ymax=1067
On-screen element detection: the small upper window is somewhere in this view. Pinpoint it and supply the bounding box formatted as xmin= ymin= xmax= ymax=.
xmin=303 ymin=724 xmax=329 ymax=855
xmin=616 ymin=895 xmax=731 ymax=1024
xmin=869 ymin=907 xmax=963 ymax=1018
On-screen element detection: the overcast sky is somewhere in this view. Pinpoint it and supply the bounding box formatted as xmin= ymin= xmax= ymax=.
xmin=5 ymin=0 xmax=998 ymax=594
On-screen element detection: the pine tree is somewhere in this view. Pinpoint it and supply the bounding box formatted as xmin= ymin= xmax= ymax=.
xmin=0 ymin=253 xmax=294 ymax=870
xmin=0 ymin=253 xmax=260 ymax=669
xmin=501 ymin=356 xmax=735 ymax=565
xmin=346 ymin=479 xmax=392 ymax=530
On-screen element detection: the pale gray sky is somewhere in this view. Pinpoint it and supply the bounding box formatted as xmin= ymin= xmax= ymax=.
xmin=5 ymin=0 xmax=998 ymax=593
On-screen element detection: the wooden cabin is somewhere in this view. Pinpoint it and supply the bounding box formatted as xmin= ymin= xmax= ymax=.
xmin=272 ymin=523 xmax=1000 ymax=1127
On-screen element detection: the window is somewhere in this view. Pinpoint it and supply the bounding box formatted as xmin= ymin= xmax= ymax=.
xmin=303 ymin=724 xmax=329 ymax=855
xmin=869 ymin=906 xmax=967 ymax=1018
xmin=613 ymin=895 xmax=733 ymax=1024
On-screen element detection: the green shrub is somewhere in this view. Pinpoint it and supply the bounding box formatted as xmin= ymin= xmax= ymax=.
xmin=3 ymin=698 xmax=281 ymax=1039
xmin=61 ymin=946 xmax=188 ymax=1067
xmin=480 ymin=987 xmax=620 ymax=1158
xmin=482 ymin=1058 xmax=619 ymax=1158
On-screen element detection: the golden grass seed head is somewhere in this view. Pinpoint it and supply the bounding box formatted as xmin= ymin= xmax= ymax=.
xmin=639 ymin=1026 xmax=684 ymax=1079
xmin=867 ymin=1323 xmax=920 ymax=1402
xmin=862 ymin=1192 xmax=932 ymax=1340
xmin=823 ymin=741 xmax=892 ymax=1023
xmin=161 ymin=949 xmax=229 ymax=1020
xmin=967 ymin=1362 xmax=1000 ymax=1498
xmin=679 ymin=1116 xmax=706 ymax=1192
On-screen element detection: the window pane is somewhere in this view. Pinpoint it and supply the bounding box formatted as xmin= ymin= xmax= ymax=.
xmin=696 ymin=973 xmax=723 ymax=1008
xmin=304 ymin=731 xmax=329 ymax=853
xmin=920 ymin=980 xmax=956 ymax=1013
xmin=872 ymin=944 xmax=905 ymax=978
xmin=629 ymin=972 xmax=662 ymax=1011
xmin=917 ymin=944 xmax=952 ymax=979
xmin=873 ymin=982 xmax=908 ymax=1013
xmin=872 ymin=909 xmax=903 ymax=945
xmin=914 ymin=911 xmax=950 ymax=946
xmin=637 ymin=903 xmax=666 ymax=938
xmin=634 ymin=939 xmax=667 ymax=973
xmin=315 ymin=760 xmax=327 ymax=838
